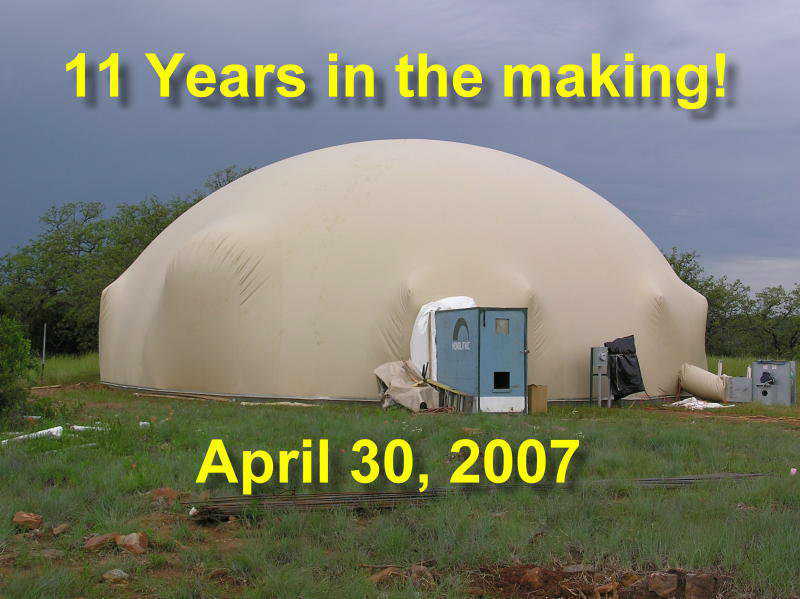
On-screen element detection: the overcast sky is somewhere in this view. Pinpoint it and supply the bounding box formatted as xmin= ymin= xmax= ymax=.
xmin=1 ymin=1 xmax=798 ymax=290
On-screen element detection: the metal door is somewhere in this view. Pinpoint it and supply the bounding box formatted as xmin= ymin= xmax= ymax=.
xmin=478 ymin=309 xmax=527 ymax=412
xmin=434 ymin=308 xmax=480 ymax=397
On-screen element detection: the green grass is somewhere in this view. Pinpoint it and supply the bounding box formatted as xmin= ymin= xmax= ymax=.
xmin=38 ymin=352 xmax=99 ymax=386
xmin=709 ymin=354 xmax=759 ymax=377
xmin=1 ymin=355 xmax=798 ymax=597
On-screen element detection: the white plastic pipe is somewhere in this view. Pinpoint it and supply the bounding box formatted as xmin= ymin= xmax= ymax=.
xmin=1 ymin=426 xmax=63 ymax=445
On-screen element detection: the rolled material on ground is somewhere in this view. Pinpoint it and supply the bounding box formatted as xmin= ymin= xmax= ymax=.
xmin=679 ymin=363 xmax=725 ymax=402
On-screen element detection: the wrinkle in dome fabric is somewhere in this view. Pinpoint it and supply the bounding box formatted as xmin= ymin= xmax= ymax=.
xmin=99 ymin=139 xmax=707 ymax=400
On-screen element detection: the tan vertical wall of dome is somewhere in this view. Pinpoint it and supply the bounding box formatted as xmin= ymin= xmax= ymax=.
xmin=99 ymin=139 xmax=707 ymax=399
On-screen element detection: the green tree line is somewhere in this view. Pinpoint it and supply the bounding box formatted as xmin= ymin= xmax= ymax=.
xmin=0 ymin=166 xmax=253 ymax=354
xmin=664 ymin=248 xmax=799 ymax=358
xmin=0 ymin=167 xmax=798 ymax=360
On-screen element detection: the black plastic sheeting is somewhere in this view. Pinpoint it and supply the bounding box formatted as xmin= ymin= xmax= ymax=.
xmin=604 ymin=335 xmax=645 ymax=400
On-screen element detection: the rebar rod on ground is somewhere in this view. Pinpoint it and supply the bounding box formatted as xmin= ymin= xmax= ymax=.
xmin=184 ymin=473 xmax=769 ymax=516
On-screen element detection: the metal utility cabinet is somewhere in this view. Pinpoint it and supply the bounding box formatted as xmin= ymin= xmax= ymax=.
xmin=589 ymin=346 xmax=611 ymax=406
xmin=751 ymin=360 xmax=796 ymax=406
xmin=434 ymin=307 xmax=527 ymax=413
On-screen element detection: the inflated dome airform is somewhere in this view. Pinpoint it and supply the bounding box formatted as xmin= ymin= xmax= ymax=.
xmin=99 ymin=139 xmax=707 ymax=399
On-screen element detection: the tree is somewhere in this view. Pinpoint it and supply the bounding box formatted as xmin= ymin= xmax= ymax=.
xmin=0 ymin=166 xmax=254 ymax=354
xmin=0 ymin=315 xmax=36 ymax=416
xmin=747 ymin=285 xmax=800 ymax=357
xmin=663 ymin=247 xmax=753 ymax=355
xmin=0 ymin=202 xmax=107 ymax=353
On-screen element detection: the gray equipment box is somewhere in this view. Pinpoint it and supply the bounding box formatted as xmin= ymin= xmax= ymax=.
xmin=724 ymin=376 xmax=752 ymax=403
xmin=589 ymin=346 xmax=611 ymax=406
xmin=751 ymin=360 xmax=796 ymax=406
xmin=591 ymin=346 xmax=609 ymax=375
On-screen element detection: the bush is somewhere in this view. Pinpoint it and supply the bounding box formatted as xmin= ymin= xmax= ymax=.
xmin=0 ymin=315 xmax=36 ymax=416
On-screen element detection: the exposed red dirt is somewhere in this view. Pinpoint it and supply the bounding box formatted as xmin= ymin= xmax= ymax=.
xmin=467 ymin=564 xmax=723 ymax=598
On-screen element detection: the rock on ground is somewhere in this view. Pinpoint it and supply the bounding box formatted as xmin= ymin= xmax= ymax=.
xmin=102 ymin=569 xmax=129 ymax=583
xmin=84 ymin=533 xmax=118 ymax=550
xmin=116 ymin=532 xmax=148 ymax=554
xmin=12 ymin=512 xmax=43 ymax=530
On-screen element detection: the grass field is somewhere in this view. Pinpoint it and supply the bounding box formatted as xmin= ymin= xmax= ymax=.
xmin=39 ymin=352 xmax=100 ymax=386
xmin=1 ymin=355 xmax=798 ymax=598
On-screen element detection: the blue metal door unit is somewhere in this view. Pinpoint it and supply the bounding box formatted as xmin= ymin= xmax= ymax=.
xmin=478 ymin=309 xmax=527 ymax=412
xmin=433 ymin=308 xmax=480 ymax=396
xmin=434 ymin=307 xmax=527 ymax=413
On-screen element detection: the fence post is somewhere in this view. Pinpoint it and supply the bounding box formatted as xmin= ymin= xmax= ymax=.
xmin=40 ymin=323 xmax=47 ymax=382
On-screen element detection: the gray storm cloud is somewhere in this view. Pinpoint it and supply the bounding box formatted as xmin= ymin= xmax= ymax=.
xmin=1 ymin=1 xmax=798 ymax=287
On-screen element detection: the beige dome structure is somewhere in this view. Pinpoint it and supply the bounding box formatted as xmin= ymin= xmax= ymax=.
xmin=99 ymin=139 xmax=707 ymax=400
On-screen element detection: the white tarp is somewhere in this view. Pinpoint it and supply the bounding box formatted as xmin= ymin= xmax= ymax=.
xmin=100 ymin=140 xmax=708 ymax=400
xmin=409 ymin=296 xmax=476 ymax=379
xmin=667 ymin=397 xmax=735 ymax=410
xmin=374 ymin=361 xmax=438 ymax=412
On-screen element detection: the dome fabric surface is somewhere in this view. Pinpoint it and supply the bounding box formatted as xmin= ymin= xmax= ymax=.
xmin=99 ymin=139 xmax=707 ymax=400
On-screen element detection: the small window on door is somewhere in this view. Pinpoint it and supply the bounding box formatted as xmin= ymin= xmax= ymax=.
xmin=494 ymin=371 xmax=510 ymax=390
xmin=495 ymin=318 xmax=509 ymax=335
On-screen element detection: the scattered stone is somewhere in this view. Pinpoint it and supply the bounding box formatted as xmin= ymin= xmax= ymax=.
xmin=84 ymin=533 xmax=118 ymax=550
xmin=12 ymin=512 xmax=43 ymax=530
xmin=52 ymin=523 xmax=70 ymax=536
xmin=41 ymin=548 xmax=64 ymax=560
xmin=470 ymin=564 xmax=719 ymax=599
xmin=563 ymin=563 xmax=594 ymax=574
xmin=648 ymin=572 xmax=679 ymax=598
xmin=116 ymin=532 xmax=148 ymax=554
xmin=368 ymin=566 xmax=402 ymax=586
xmin=102 ymin=568 xmax=129 ymax=583
xmin=685 ymin=573 xmax=717 ymax=599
